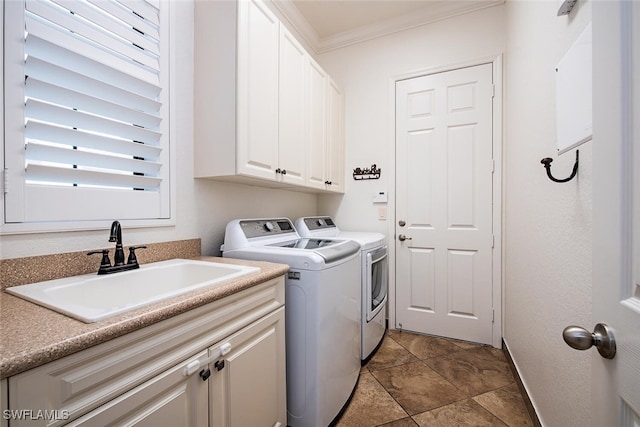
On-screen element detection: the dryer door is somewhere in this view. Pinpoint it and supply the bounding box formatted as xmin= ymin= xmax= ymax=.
xmin=366 ymin=246 xmax=388 ymax=322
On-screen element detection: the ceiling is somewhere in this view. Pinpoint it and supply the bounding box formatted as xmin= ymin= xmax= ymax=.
xmin=272 ymin=0 xmax=504 ymax=53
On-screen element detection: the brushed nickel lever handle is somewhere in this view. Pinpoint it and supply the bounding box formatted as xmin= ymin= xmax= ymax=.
xmin=398 ymin=234 xmax=412 ymax=242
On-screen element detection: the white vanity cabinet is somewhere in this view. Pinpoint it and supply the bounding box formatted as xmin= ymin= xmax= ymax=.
xmin=6 ymin=277 xmax=286 ymax=427
xmin=194 ymin=0 xmax=344 ymax=194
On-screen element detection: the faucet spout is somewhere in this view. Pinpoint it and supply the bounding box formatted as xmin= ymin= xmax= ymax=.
xmin=109 ymin=221 xmax=125 ymax=266
xmin=109 ymin=220 xmax=122 ymax=244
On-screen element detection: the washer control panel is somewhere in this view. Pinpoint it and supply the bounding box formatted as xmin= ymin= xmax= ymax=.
xmin=240 ymin=218 xmax=296 ymax=238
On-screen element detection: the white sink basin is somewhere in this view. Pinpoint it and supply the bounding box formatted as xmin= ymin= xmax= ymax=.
xmin=5 ymin=259 xmax=260 ymax=323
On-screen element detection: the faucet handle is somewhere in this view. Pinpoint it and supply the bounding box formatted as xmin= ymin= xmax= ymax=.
xmin=88 ymin=250 xmax=111 ymax=267
xmin=127 ymin=246 xmax=147 ymax=265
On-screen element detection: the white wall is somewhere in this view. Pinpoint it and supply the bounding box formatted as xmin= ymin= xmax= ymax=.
xmin=317 ymin=5 xmax=506 ymax=234
xmin=503 ymin=1 xmax=592 ymax=426
xmin=0 ymin=1 xmax=317 ymax=260
xmin=317 ymin=1 xmax=593 ymax=425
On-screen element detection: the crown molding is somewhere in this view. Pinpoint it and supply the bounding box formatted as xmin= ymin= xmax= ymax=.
xmin=268 ymin=0 xmax=322 ymax=54
xmin=272 ymin=0 xmax=505 ymax=55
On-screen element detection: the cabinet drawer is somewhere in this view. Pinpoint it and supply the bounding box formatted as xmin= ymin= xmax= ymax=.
xmin=66 ymin=351 xmax=208 ymax=427
xmin=8 ymin=277 xmax=284 ymax=426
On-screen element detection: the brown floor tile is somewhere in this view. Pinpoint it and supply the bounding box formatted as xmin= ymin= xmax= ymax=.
xmin=335 ymin=372 xmax=408 ymax=427
xmin=424 ymin=346 xmax=514 ymax=396
xmin=473 ymin=383 xmax=534 ymax=427
xmin=371 ymin=361 xmax=467 ymax=415
xmin=412 ymin=399 xmax=508 ymax=427
xmin=378 ymin=417 xmax=419 ymax=427
xmin=387 ymin=329 xmax=464 ymax=359
xmin=365 ymin=335 xmax=419 ymax=371
xmin=335 ymin=331 xmax=534 ymax=427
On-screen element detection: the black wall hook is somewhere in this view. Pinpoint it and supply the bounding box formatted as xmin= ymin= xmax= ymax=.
xmin=540 ymin=150 xmax=579 ymax=183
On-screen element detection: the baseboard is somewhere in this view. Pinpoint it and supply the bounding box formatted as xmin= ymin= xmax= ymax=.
xmin=502 ymin=338 xmax=543 ymax=427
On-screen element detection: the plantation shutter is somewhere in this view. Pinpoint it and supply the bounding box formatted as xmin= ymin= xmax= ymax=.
xmin=3 ymin=0 xmax=170 ymax=223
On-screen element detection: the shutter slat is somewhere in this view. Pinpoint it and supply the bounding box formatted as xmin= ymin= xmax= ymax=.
xmin=26 ymin=57 xmax=161 ymax=113
xmin=51 ymin=0 xmax=160 ymax=55
xmin=88 ymin=0 xmax=159 ymax=40
xmin=26 ymin=164 xmax=162 ymax=190
xmin=27 ymin=0 xmax=159 ymax=71
xmin=26 ymin=78 xmax=161 ymax=129
xmin=25 ymin=3 xmax=159 ymax=73
xmin=26 ymin=142 xmax=162 ymax=176
xmin=25 ymin=17 xmax=159 ymax=87
xmin=25 ymin=122 xmax=162 ymax=159
xmin=118 ymin=0 xmax=160 ymax=26
xmin=26 ymin=100 xmax=162 ymax=145
xmin=26 ymin=34 xmax=159 ymax=98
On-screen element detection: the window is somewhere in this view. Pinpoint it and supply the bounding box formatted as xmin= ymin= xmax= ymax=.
xmin=2 ymin=0 xmax=171 ymax=231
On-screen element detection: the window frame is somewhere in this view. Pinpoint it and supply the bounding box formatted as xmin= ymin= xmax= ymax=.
xmin=1 ymin=0 xmax=176 ymax=235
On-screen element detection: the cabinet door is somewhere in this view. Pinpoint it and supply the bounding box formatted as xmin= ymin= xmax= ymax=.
xmin=210 ymin=307 xmax=286 ymax=427
xmin=67 ymin=351 xmax=209 ymax=427
xmin=237 ymin=0 xmax=279 ymax=180
xmin=306 ymin=58 xmax=328 ymax=190
xmin=278 ymin=25 xmax=306 ymax=186
xmin=326 ymin=77 xmax=345 ymax=192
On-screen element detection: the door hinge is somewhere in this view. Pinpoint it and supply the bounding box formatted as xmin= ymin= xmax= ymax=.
xmin=492 ymin=84 xmax=495 ymax=98
xmin=492 ymin=309 xmax=495 ymax=323
xmin=2 ymin=169 xmax=7 ymax=194
xmin=492 ymin=234 xmax=495 ymax=248
xmin=491 ymin=159 xmax=495 ymax=173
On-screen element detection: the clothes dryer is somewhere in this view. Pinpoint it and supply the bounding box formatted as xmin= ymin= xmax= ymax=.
xmin=295 ymin=216 xmax=387 ymax=361
xmin=222 ymin=218 xmax=361 ymax=427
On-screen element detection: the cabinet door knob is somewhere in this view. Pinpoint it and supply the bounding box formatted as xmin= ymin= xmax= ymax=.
xmin=199 ymin=368 xmax=211 ymax=381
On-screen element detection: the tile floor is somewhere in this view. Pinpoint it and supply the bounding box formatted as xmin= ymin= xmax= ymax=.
xmin=335 ymin=330 xmax=534 ymax=427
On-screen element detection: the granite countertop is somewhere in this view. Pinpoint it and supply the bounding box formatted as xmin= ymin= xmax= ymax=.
xmin=0 ymin=256 xmax=289 ymax=380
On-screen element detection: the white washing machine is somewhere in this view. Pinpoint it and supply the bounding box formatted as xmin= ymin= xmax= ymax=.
xmin=295 ymin=216 xmax=388 ymax=361
xmin=221 ymin=218 xmax=361 ymax=427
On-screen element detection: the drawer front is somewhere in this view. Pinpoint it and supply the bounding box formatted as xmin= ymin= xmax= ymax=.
xmin=8 ymin=277 xmax=284 ymax=426
xmin=65 ymin=351 xmax=208 ymax=427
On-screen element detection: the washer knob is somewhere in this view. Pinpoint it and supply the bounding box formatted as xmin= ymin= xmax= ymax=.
xmin=316 ymin=219 xmax=324 ymax=227
xmin=264 ymin=222 xmax=275 ymax=232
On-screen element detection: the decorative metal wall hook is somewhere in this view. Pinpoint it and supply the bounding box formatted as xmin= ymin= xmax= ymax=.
xmin=540 ymin=150 xmax=579 ymax=183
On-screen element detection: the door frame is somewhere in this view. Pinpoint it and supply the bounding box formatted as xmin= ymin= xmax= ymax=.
xmin=387 ymin=54 xmax=504 ymax=348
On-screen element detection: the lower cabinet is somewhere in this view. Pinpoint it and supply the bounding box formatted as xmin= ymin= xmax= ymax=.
xmin=6 ymin=277 xmax=286 ymax=427
xmin=210 ymin=307 xmax=286 ymax=427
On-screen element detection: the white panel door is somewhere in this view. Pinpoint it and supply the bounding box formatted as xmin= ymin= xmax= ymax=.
xmin=236 ymin=0 xmax=279 ymax=180
xmin=395 ymin=64 xmax=495 ymax=345
xmin=278 ymin=24 xmax=307 ymax=186
xmin=590 ymin=1 xmax=640 ymax=424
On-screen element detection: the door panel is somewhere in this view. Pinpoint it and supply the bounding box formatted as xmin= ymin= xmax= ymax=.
xmin=396 ymin=63 xmax=494 ymax=345
xmin=591 ymin=1 xmax=640 ymax=424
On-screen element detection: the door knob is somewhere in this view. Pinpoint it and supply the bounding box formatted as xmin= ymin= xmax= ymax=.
xmin=398 ymin=234 xmax=412 ymax=241
xmin=562 ymin=323 xmax=616 ymax=359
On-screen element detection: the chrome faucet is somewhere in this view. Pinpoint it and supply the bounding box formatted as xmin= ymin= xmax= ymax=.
xmin=88 ymin=221 xmax=146 ymax=275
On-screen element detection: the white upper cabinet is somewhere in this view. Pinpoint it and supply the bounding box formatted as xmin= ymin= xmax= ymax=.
xmin=306 ymin=58 xmax=328 ymax=190
xmin=194 ymin=0 xmax=344 ymax=193
xmin=326 ymin=77 xmax=346 ymax=193
xmin=278 ymin=25 xmax=307 ymax=186
xmin=236 ymin=0 xmax=280 ymax=180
